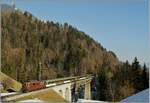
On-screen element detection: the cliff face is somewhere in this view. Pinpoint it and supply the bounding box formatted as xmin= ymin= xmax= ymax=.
xmin=1 ymin=9 xmax=119 ymax=82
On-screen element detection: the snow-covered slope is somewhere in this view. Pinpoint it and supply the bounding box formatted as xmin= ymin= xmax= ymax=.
xmin=77 ymin=99 xmax=108 ymax=103
xmin=121 ymin=89 xmax=149 ymax=103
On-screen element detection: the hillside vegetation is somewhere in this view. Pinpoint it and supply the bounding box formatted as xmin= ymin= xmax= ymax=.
xmin=1 ymin=8 xmax=149 ymax=102
xmin=1 ymin=10 xmax=119 ymax=81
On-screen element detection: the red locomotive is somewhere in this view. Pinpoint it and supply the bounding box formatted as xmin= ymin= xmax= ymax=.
xmin=22 ymin=80 xmax=45 ymax=92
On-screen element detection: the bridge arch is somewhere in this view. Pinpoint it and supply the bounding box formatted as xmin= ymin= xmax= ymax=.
xmin=59 ymin=90 xmax=63 ymax=96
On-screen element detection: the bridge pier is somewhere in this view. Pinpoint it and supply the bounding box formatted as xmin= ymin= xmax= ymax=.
xmin=84 ymin=80 xmax=91 ymax=100
xmin=52 ymin=83 xmax=71 ymax=102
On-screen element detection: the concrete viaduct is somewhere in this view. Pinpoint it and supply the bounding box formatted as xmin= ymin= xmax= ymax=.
xmin=1 ymin=73 xmax=94 ymax=102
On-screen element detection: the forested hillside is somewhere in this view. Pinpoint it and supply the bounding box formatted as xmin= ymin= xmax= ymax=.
xmin=1 ymin=9 xmax=119 ymax=81
xmin=1 ymin=7 xmax=149 ymax=102
xmin=96 ymin=58 xmax=149 ymax=101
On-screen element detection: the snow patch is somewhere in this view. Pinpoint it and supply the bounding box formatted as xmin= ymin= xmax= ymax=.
xmin=121 ymin=89 xmax=149 ymax=103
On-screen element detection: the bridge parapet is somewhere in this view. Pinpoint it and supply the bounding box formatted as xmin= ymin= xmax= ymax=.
xmin=0 ymin=72 xmax=22 ymax=92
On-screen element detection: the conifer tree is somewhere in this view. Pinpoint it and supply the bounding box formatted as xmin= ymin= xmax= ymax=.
xmin=141 ymin=63 xmax=149 ymax=90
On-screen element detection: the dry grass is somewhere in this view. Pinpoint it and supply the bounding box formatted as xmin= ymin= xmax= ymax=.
xmin=15 ymin=89 xmax=67 ymax=102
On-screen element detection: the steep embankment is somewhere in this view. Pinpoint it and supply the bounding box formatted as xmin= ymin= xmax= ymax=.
xmin=1 ymin=5 xmax=119 ymax=82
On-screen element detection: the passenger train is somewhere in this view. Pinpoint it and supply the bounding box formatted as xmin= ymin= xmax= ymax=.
xmin=22 ymin=75 xmax=92 ymax=92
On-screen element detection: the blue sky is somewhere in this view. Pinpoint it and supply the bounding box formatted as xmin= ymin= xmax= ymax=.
xmin=1 ymin=0 xmax=149 ymax=65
